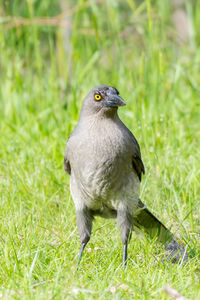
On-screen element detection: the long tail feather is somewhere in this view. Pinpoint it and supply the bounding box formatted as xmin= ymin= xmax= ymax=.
xmin=134 ymin=200 xmax=174 ymax=244
xmin=134 ymin=200 xmax=188 ymax=262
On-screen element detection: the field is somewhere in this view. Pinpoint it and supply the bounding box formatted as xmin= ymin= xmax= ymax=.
xmin=0 ymin=0 xmax=200 ymax=299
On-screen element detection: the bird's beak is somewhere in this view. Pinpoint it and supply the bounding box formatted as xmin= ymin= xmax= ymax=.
xmin=104 ymin=92 xmax=126 ymax=108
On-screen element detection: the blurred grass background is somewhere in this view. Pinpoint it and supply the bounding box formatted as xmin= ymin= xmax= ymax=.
xmin=0 ymin=0 xmax=200 ymax=299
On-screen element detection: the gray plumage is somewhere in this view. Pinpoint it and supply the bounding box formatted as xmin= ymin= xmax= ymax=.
xmin=64 ymin=85 xmax=188 ymax=266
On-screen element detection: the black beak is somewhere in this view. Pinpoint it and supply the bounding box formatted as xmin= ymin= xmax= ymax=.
xmin=104 ymin=92 xmax=126 ymax=108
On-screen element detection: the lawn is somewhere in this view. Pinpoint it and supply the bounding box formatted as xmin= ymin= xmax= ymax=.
xmin=0 ymin=0 xmax=199 ymax=299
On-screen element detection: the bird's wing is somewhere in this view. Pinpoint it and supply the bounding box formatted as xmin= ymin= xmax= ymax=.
xmin=64 ymin=124 xmax=82 ymax=176
xmin=119 ymin=120 xmax=145 ymax=181
xmin=130 ymin=133 xmax=145 ymax=181
xmin=64 ymin=155 xmax=71 ymax=175
xmin=64 ymin=136 xmax=72 ymax=175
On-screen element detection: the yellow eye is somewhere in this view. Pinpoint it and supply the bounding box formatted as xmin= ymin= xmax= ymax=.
xmin=94 ymin=94 xmax=101 ymax=101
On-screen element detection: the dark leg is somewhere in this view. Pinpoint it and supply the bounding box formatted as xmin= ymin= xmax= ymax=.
xmin=123 ymin=244 xmax=128 ymax=268
xmin=77 ymin=242 xmax=86 ymax=267
xmin=117 ymin=209 xmax=133 ymax=268
xmin=76 ymin=207 xmax=93 ymax=267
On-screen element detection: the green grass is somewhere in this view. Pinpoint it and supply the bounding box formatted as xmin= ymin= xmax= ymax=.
xmin=0 ymin=0 xmax=200 ymax=298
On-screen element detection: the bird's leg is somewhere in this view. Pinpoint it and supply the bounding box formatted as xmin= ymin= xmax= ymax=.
xmin=123 ymin=243 xmax=128 ymax=268
xmin=117 ymin=209 xmax=133 ymax=268
xmin=77 ymin=242 xmax=86 ymax=266
xmin=76 ymin=207 xmax=93 ymax=268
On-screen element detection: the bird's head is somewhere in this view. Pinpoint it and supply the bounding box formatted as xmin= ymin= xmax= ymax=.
xmin=81 ymin=85 xmax=126 ymax=116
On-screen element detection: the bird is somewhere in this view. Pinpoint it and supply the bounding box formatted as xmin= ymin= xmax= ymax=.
xmin=64 ymin=85 xmax=188 ymax=267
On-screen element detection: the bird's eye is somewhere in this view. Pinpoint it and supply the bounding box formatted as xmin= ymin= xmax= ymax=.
xmin=94 ymin=94 xmax=101 ymax=101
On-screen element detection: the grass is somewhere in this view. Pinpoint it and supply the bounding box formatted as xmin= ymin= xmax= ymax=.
xmin=0 ymin=0 xmax=200 ymax=298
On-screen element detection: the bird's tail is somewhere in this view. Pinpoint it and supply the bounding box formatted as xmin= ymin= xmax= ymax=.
xmin=133 ymin=200 xmax=174 ymax=244
xmin=133 ymin=200 xmax=188 ymax=262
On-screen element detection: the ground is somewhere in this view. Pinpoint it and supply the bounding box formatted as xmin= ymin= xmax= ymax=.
xmin=0 ymin=0 xmax=199 ymax=299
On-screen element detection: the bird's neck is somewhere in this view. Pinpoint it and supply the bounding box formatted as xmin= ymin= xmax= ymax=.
xmin=80 ymin=107 xmax=119 ymax=120
xmin=98 ymin=107 xmax=118 ymax=119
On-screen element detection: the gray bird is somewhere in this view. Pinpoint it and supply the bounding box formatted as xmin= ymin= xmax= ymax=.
xmin=64 ymin=85 xmax=188 ymax=267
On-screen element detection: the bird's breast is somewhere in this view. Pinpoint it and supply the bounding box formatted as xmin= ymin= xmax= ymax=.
xmin=70 ymin=126 xmax=134 ymax=207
